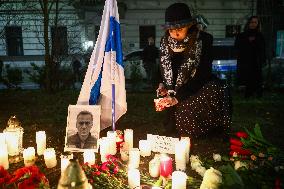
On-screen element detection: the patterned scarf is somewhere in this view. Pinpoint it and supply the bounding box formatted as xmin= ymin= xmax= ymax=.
xmin=160 ymin=32 xmax=202 ymax=92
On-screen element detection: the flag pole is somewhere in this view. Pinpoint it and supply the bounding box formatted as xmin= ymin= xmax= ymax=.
xmin=112 ymin=83 xmax=115 ymax=131
xmin=110 ymin=0 xmax=116 ymax=131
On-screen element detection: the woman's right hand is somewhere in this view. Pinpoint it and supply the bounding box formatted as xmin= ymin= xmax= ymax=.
xmin=156 ymin=83 xmax=168 ymax=97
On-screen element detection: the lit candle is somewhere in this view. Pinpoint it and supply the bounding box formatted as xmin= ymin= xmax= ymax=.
xmin=160 ymin=154 xmax=172 ymax=177
xmin=172 ymin=171 xmax=187 ymax=189
xmin=120 ymin=142 xmax=129 ymax=161
xmin=99 ymin=137 xmax=110 ymax=162
xmin=124 ymin=129 xmax=133 ymax=149
xmin=36 ymin=131 xmax=46 ymax=155
xmin=0 ymin=144 xmax=9 ymax=170
xmin=5 ymin=132 xmax=19 ymax=156
xmin=180 ymin=137 xmax=190 ymax=164
xmin=84 ymin=149 xmax=96 ymax=165
xmin=44 ymin=148 xmax=57 ymax=168
xmin=23 ymin=147 xmax=36 ymax=166
xmin=0 ymin=133 xmax=6 ymax=145
xmin=139 ymin=140 xmax=151 ymax=157
xmin=107 ymin=131 xmax=117 ymax=155
xmin=149 ymin=157 xmax=160 ymax=177
xmin=128 ymin=168 xmax=140 ymax=189
xmin=60 ymin=152 xmax=73 ymax=172
xmin=129 ymin=148 xmax=140 ymax=169
xmin=175 ymin=141 xmax=186 ymax=171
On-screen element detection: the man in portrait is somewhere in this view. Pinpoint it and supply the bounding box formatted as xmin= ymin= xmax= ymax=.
xmin=67 ymin=110 xmax=97 ymax=149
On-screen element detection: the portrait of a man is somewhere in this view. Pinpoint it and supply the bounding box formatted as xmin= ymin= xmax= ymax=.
xmin=65 ymin=105 xmax=100 ymax=152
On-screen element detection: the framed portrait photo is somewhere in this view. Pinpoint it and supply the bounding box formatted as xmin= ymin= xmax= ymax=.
xmin=64 ymin=105 xmax=101 ymax=152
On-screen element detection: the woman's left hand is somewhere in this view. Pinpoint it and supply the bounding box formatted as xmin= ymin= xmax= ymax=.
xmin=164 ymin=96 xmax=178 ymax=107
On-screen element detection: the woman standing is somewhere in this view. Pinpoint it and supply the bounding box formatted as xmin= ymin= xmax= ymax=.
xmin=235 ymin=16 xmax=265 ymax=98
xmin=157 ymin=3 xmax=232 ymax=138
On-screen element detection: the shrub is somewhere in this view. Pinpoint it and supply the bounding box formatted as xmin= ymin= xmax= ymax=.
xmin=25 ymin=63 xmax=46 ymax=89
xmin=129 ymin=61 xmax=143 ymax=91
xmin=6 ymin=66 xmax=23 ymax=87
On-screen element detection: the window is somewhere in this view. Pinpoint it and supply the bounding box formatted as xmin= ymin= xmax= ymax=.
xmin=225 ymin=25 xmax=241 ymax=38
xmin=139 ymin=26 xmax=156 ymax=49
xmin=51 ymin=26 xmax=68 ymax=55
xmin=5 ymin=26 xmax=24 ymax=56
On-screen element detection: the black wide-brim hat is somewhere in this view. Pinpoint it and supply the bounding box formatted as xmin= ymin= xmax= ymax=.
xmin=163 ymin=3 xmax=195 ymax=29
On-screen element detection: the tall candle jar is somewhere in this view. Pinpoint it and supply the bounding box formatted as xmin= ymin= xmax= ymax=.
xmin=36 ymin=131 xmax=46 ymax=155
xmin=44 ymin=148 xmax=57 ymax=168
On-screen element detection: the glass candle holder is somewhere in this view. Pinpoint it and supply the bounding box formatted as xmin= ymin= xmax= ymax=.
xmin=160 ymin=154 xmax=172 ymax=178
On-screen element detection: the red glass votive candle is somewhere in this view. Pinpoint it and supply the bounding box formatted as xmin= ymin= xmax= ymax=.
xmin=160 ymin=154 xmax=173 ymax=177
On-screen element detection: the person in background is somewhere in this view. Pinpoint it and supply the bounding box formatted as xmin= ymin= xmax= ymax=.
xmin=72 ymin=58 xmax=82 ymax=82
xmin=235 ymin=16 xmax=265 ymax=98
xmin=142 ymin=36 xmax=160 ymax=88
xmin=67 ymin=111 xmax=97 ymax=149
xmin=156 ymin=3 xmax=232 ymax=139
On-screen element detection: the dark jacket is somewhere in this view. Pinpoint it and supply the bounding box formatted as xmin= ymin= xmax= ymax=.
xmin=67 ymin=133 xmax=97 ymax=149
xmin=173 ymin=31 xmax=214 ymax=101
xmin=143 ymin=44 xmax=159 ymax=63
xmin=234 ymin=29 xmax=265 ymax=85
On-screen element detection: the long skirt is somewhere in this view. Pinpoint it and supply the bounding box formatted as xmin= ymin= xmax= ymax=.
xmin=175 ymin=79 xmax=232 ymax=138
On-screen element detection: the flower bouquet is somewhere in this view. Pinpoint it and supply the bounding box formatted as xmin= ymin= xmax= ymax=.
xmin=0 ymin=165 xmax=49 ymax=189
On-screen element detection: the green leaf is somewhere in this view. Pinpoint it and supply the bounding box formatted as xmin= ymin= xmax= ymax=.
xmin=253 ymin=124 xmax=263 ymax=139
xmin=219 ymin=164 xmax=244 ymax=189
xmin=154 ymin=176 xmax=163 ymax=187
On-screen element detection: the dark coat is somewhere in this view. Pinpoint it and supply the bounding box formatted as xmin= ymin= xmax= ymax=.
xmin=172 ymin=31 xmax=214 ymax=101
xmin=234 ymin=30 xmax=265 ymax=85
xmin=67 ymin=133 xmax=97 ymax=149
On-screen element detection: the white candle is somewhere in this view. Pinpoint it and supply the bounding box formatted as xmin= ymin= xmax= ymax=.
xmin=0 ymin=133 xmax=6 ymax=145
xmin=99 ymin=137 xmax=110 ymax=162
xmin=172 ymin=171 xmax=187 ymax=189
xmin=23 ymin=147 xmax=36 ymax=166
xmin=175 ymin=141 xmax=187 ymax=171
xmin=107 ymin=131 xmax=117 ymax=155
xmin=149 ymin=157 xmax=160 ymax=177
xmin=84 ymin=149 xmax=96 ymax=165
xmin=60 ymin=153 xmax=73 ymax=173
xmin=120 ymin=142 xmax=129 ymax=161
xmin=129 ymin=148 xmax=140 ymax=169
xmin=124 ymin=129 xmax=133 ymax=149
xmin=0 ymin=144 xmax=9 ymax=170
xmin=128 ymin=168 xmax=140 ymax=189
xmin=36 ymin=131 xmax=46 ymax=155
xmin=5 ymin=132 xmax=19 ymax=156
xmin=44 ymin=148 xmax=57 ymax=168
xmin=152 ymin=187 xmax=162 ymax=189
xmin=180 ymin=137 xmax=190 ymax=164
xmin=139 ymin=140 xmax=151 ymax=157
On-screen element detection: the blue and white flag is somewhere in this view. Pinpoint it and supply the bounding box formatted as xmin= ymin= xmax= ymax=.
xmin=77 ymin=0 xmax=127 ymax=130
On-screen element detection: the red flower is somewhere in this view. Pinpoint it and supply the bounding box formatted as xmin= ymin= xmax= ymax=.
xmin=235 ymin=131 xmax=248 ymax=139
xmin=230 ymin=138 xmax=243 ymax=146
xmin=8 ymin=166 xmax=49 ymax=189
xmin=95 ymin=171 xmax=101 ymax=176
xmin=230 ymin=145 xmax=252 ymax=156
xmin=113 ymin=166 xmax=119 ymax=175
xmin=0 ymin=166 xmax=11 ymax=188
xmin=101 ymin=162 xmax=110 ymax=172
xmin=106 ymin=154 xmax=118 ymax=163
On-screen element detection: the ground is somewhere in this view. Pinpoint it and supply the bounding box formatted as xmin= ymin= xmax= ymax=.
xmin=0 ymin=89 xmax=283 ymax=188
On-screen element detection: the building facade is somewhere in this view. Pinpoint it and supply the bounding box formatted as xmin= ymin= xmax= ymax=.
xmin=0 ymin=0 xmax=84 ymax=75
xmin=78 ymin=0 xmax=255 ymax=54
xmin=0 ymin=0 xmax=255 ymax=78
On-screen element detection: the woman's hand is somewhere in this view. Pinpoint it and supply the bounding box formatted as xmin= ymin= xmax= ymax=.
xmin=156 ymin=83 xmax=168 ymax=97
xmin=164 ymin=96 xmax=178 ymax=107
